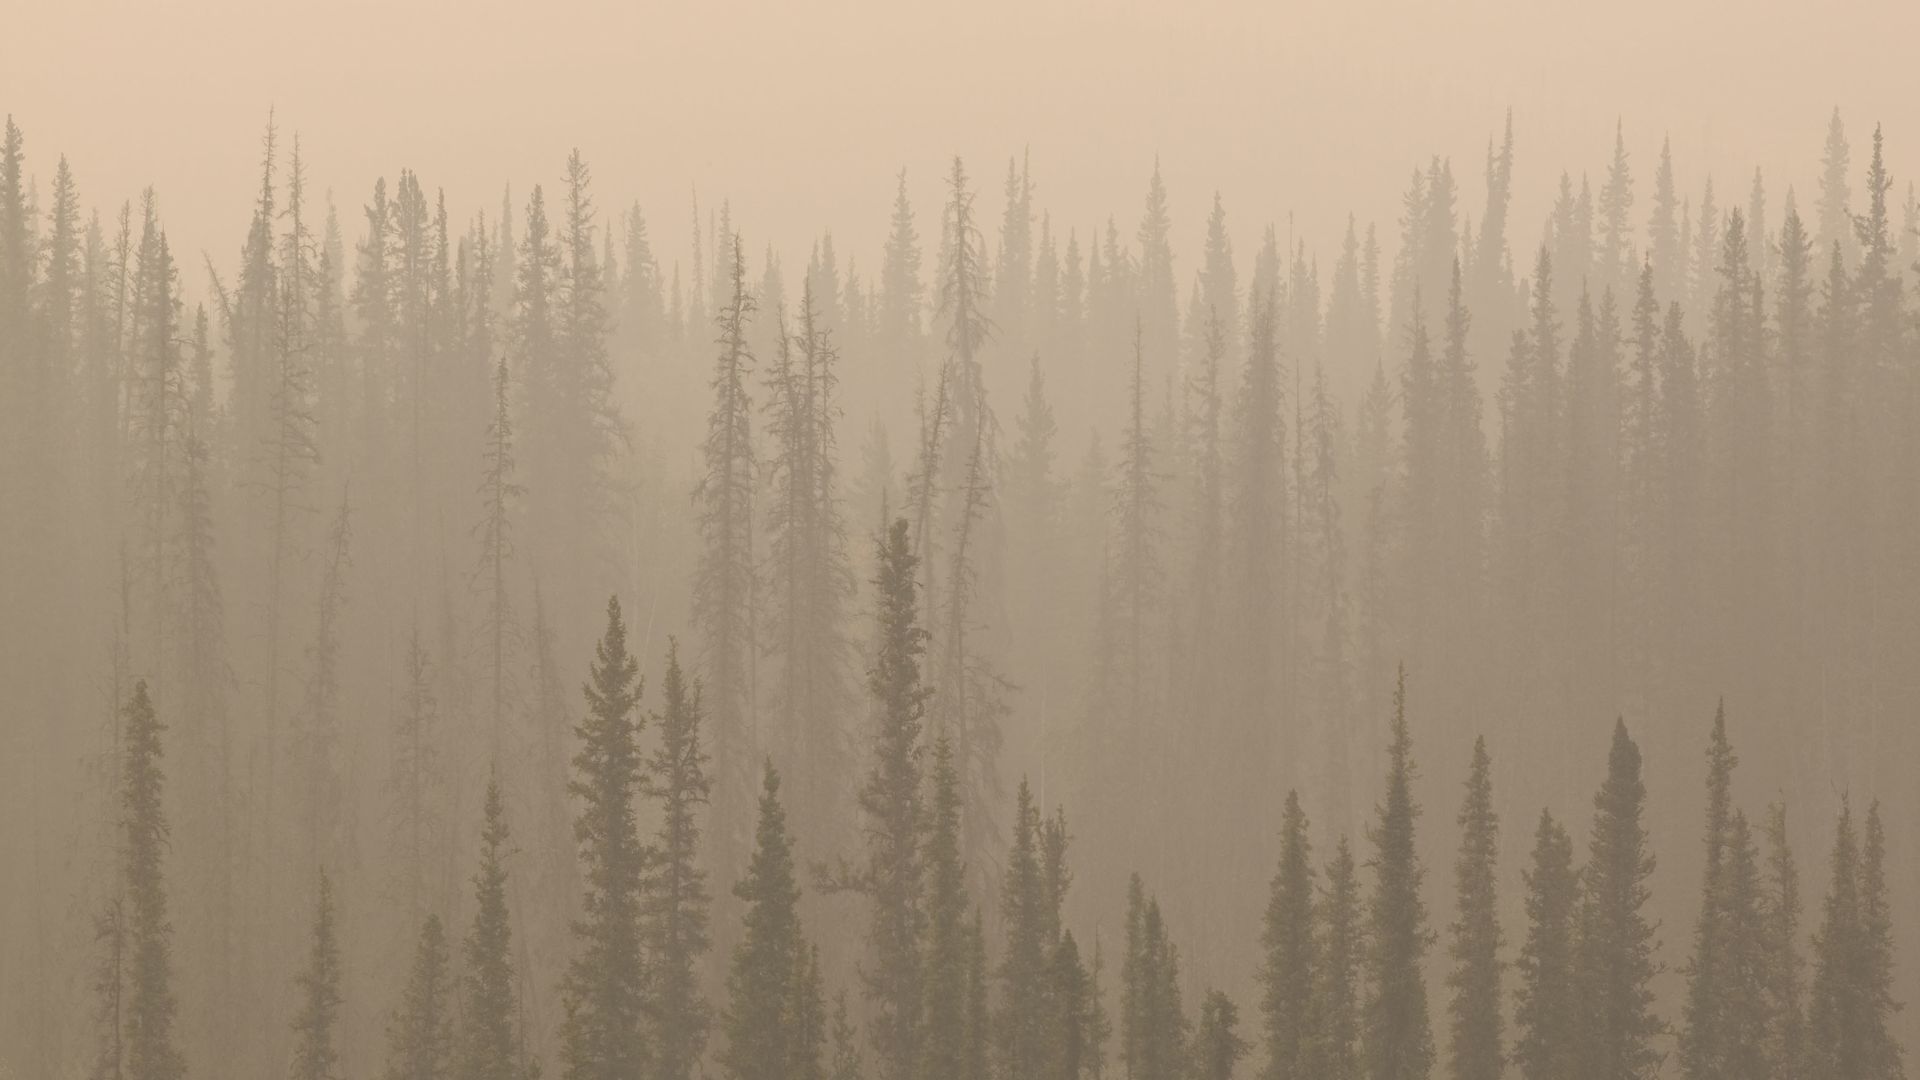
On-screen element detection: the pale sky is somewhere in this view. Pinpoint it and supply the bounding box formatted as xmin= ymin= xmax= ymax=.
xmin=6 ymin=0 xmax=1918 ymax=282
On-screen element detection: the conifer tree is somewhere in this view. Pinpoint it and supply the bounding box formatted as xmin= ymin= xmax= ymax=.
xmin=920 ymin=735 xmax=973 ymax=1080
xmin=474 ymin=357 xmax=521 ymax=754
xmin=1853 ymin=805 xmax=1901 ymax=1080
xmin=1309 ymin=838 xmax=1363 ymax=1080
xmin=1513 ymin=811 xmax=1576 ymax=1080
xmin=830 ymin=992 xmax=865 ymax=1080
xmin=645 ymin=641 xmax=713 ymax=1080
xmin=457 ymin=775 xmax=536 ymax=1080
xmin=765 ymin=280 xmax=856 ymax=838
xmin=997 ymin=781 xmax=1052 ymax=1080
xmin=879 ymin=170 xmax=923 ymax=354
xmin=383 ymin=916 xmax=454 ymax=1080
xmin=389 ymin=622 xmax=444 ymax=925
xmin=722 ymin=765 xmax=816 ymax=1080
xmin=290 ymin=870 xmax=345 ymax=1080
xmin=1807 ymin=801 xmax=1903 ymax=1080
xmin=695 ymin=233 xmax=759 ymax=878
xmin=1572 ymin=721 xmax=1662 ymax=1080
xmin=118 ymin=681 xmax=185 ymax=1080
xmin=1363 ymin=669 xmax=1433 ymax=1080
xmin=1446 ymin=738 xmax=1501 ymax=1080
xmin=1193 ymin=991 xmax=1248 ymax=1080
xmin=1122 ymin=878 xmax=1187 ymax=1080
xmin=854 ymin=518 xmax=931 ymax=1080
xmin=1680 ymin=704 xmax=1739 ymax=1080
xmin=1761 ymin=804 xmax=1807 ymax=1080
xmin=559 ymin=597 xmax=650 ymax=1080
xmin=1259 ymin=791 xmax=1316 ymax=1080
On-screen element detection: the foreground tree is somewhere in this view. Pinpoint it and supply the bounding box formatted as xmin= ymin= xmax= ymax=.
xmin=1807 ymin=801 xmax=1903 ymax=1080
xmin=383 ymin=916 xmax=454 ymax=1080
xmin=1193 ymin=991 xmax=1249 ymax=1080
xmin=1572 ymin=721 xmax=1662 ymax=1080
xmin=1513 ymin=811 xmax=1577 ymax=1080
xmin=645 ymin=641 xmax=713 ymax=1080
xmin=1259 ymin=791 xmax=1316 ymax=1080
xmin=1364 ymin=669 xmax=1434 ymax=1080
xmin=457 ymin=777 xmax=536 ymax=1080
xmin=853 ymin=518 xmax=932 ymax=1080
xmin=722 ymin=766 xmax=825 ymax=1080
xmin=290 ymin=870 xmax=345 ymax=1080
xmin=559 ymin=598 xmax=650 ymax=1080
xmin=118 ymin=682 xmax=185 ymax=1080
xmin=1446 ymin=738 xmax=1502 ymax=1080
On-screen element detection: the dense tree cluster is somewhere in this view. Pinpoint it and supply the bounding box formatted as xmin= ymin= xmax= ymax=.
xmin=2 ymin=106 xmax=1919 ymax=1080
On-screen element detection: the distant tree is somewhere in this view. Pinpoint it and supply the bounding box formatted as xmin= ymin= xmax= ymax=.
xmin=695 ymin=233 xmax=759 ymax=879
xmin=388 ymin=622 xmax=445 ymax=924
xmin=764 ymin=280 xmax=857 ymax=838
xmin=473 ymin=357 xmax=521 ymax=753
xmin=559 ymin=598 xmax=650 ymax=1080
xmin=383 ymin=916 xmax=454 ymax=1080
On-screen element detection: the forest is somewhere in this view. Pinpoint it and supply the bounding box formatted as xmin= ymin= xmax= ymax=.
xmin=0 ymin=103 xmax=1917 ymax=1080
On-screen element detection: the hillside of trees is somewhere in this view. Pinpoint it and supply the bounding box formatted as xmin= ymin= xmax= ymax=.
xmin=1 ymin=107 xmax=1918 ymax=1080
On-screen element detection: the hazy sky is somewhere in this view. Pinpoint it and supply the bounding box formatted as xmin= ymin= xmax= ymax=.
xmin=6 ymin=0 xmax=1918 ymax=280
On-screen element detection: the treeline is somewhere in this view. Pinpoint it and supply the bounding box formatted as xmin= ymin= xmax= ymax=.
xmin=87 ymin=566 xmax=1901 ymax=1080
xmin=3 ymin=103 xmax=1920 ymax=1078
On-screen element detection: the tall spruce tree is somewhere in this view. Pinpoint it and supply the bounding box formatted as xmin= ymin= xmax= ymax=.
xmin=1259 ymin=791 xmax=1317 ymax=1080
xmin=1363 ymin=669 xmax=1434 ymax=1080
xmin=854 ymin=517 xmax=931 ymax=1080
xmin=457 ymin=776 xmax=536 ymax=1080
xmin=290 ymin=870 xmax=345 ymax=1080
xmin=1193 ymin=992 xmax=1249 ymax=1080
xmin=722 ymin=765 xmax=820 ymax=1080
xmin=1808 ymin=801 xmax=1903 ymax=1080
xmin=920 ymin=735 xmax=973 ymax=1080
xmin=695 ymin=233 xmax=759 ymax=881
xmin=1572 ymin=721 xmax=1661 ymax=1080
xmin=1309 ymin=838 xmax=1363 ymax=1080
xmin=1122 ymin=877 xmax=1188 ymax=1080
xmin=1445 ymin=738 xmax=1501 ymax=1080
xmin=559 ymin=597 xmax=650 ymax=1080
xmin=120 ymin=682 xmax=185 ymax=1080
xmin=1513 ymin=811 xmax=1577 ymax=1080
xmin=383 ymin=916 xmax=454 ymax=1080
xmin=1679 ymin=704 xmax=1739 ymax=1080
xmin=644 ymin=640 xmax=713 ymax=1080
xmin=997 ymin=781 xmax=1052 ymax=1080
xmin=1761 ymin=804 xmax=1807 ymax=1080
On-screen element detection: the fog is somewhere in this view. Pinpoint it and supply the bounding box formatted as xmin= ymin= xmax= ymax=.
xmin=5 ymin=4 xmax=1920 ymax=1080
